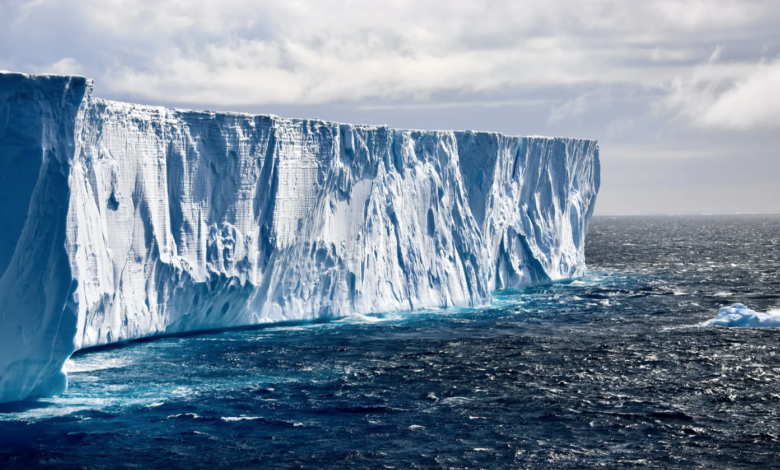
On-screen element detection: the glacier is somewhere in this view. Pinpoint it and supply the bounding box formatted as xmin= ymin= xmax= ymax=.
xmin=0 ymin=71 xmax=600 ymax=404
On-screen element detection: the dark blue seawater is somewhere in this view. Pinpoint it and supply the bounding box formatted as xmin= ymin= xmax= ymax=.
xmin=2 ymin=215 xmax=780 ymax=469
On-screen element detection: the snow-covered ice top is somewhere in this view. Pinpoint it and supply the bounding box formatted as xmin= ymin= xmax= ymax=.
xmin=0 ymin=71 xmax=600 ymax=403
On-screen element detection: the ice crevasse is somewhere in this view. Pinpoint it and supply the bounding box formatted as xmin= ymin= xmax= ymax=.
xmin=0 ymin=72 xmax=600 ymax=403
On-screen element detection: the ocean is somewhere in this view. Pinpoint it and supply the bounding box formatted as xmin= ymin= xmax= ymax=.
xmin=2 ymin=215 xmax=780 ymax=468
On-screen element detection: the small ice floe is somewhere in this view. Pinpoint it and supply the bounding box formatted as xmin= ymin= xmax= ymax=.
xmin=699 ymin=304 xmax=780 ymax=328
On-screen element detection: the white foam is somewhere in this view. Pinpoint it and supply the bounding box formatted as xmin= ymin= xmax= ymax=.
xmin=700 ymin=304 xmax=780 ymax=328
xmin=221 ymin=416 xmax=262 ymax=422
xmin=64 ymin=357 xmax=130 ymax=373
xmin=0 ymin=405 xmax=93 ymax=422
xmin=166 ymin=413 xmax=200 ymax=419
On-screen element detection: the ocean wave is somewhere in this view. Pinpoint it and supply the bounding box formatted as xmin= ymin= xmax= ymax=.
xmin=221 ymin=416 xmax=262 ymax=422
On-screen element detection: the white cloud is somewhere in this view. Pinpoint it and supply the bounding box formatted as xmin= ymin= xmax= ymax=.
xmin=665 ymin=53 xmax=780 ymax=130
xmin=699 ymin=60 xmax=780 ymax=129
xmin=549 ymin=94 xmax=598 ymax=123
xmin=38 ymin=57 xmax=84 ymax=76
xmin=1 ymin=0 xmax=778 ymax=130
xmin=1 ymin=0 xmax=778 ymax=215
xmin=2 ymin=0 xmax=778 ymax=109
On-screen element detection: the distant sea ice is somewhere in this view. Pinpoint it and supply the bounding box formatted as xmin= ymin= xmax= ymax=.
xmin=700 ymin=303 xmax=780 ymax=328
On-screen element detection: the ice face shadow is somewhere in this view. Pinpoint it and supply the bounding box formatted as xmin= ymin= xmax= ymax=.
xmin=71 ymin=316 xmax=349 ymax=357
xmin=0 ymin=398 xmax=57 ymax=415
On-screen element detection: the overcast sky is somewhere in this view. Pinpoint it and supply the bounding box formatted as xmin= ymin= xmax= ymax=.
xmin=2 ymin=0 xmax=778 ymax=214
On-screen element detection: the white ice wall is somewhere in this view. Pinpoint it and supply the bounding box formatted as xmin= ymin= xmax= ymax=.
xmin=0 ymin=72 xmax=600 ymax=403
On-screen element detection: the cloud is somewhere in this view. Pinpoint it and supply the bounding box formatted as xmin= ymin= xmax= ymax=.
xmin=606 ymin=117 xmax=635 ymax=138
xmin=1 ymin=0 xmax=778 ymax=216
xmin=38 ymin=57 xmax=84 ymax=76
xmin=1 ymin=0 xmax=779 ymax=109
xmin=549 ymin=94 xmax=593 ymax=123
xmin=665 ymin=52 xmax=780 ymax=130
xmin=698 ymin=60 xmax=780 ymax=129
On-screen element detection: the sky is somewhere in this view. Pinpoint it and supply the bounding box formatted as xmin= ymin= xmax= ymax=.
xmin=1 ymin=0 xmax=778 ymax=215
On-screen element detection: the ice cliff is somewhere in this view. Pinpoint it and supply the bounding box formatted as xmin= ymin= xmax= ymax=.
xmin=0 ymin=71 xmax=600 ymax=403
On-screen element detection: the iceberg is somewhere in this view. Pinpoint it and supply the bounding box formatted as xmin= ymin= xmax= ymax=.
xmin=0 ymin=71 xmax=600 ymax=403
xmin=700 ymin=304 xmax=780 ymax=328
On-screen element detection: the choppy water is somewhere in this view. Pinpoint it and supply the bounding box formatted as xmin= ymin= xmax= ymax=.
xmin=2 ymin=215 xmax=780 ymax=469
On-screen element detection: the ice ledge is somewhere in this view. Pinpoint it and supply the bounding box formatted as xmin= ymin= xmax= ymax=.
xmin=0 ymin=72 xmax=600 ymax=403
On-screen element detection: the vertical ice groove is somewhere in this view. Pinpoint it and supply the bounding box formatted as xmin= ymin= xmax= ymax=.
xmin=0 ymin=72 xmax=600 ymax=403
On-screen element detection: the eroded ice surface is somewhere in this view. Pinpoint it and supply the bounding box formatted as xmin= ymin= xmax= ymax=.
xmin=700 ymin=304 xmax=780 ymax=328
xmin=0 ymin=71 xmax=600 ymax=403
